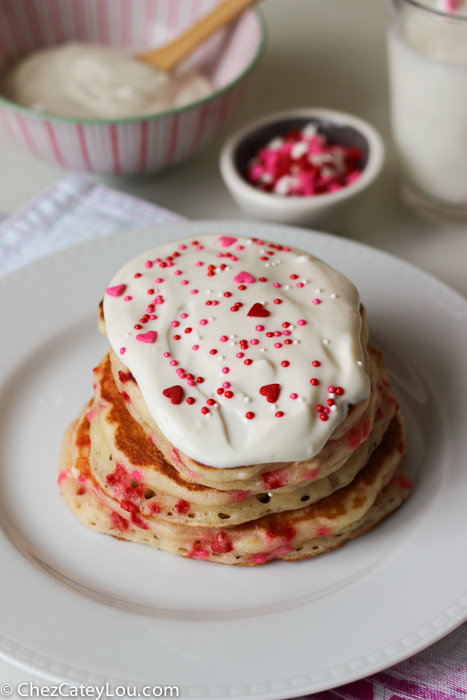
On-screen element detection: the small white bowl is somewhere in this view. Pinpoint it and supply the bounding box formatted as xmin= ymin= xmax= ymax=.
xmin=219 ymin=108 xmax=385 ymax=228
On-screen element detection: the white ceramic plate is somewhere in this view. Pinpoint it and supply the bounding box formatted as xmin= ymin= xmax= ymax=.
xmin=1 ymin=221 xmax=467 ymax=698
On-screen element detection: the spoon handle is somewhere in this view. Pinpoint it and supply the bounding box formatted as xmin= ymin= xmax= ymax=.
xmin=138 ymin=0 xmax=258 ymax=72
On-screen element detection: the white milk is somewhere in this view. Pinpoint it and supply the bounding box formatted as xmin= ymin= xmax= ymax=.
xmin=388 ymin=4 xmax=467 ymax=204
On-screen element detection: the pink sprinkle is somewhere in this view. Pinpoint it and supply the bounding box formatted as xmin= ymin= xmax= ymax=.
xmin=172 ymin=321 xmax=180 ymax=327
xmin=284 ymin=247 xmax=290 ymax=251
xmin=164 ymin=352 xmax=170 ymax=357
xmin=275 ymin=343 xmax=282 ymax=348
xmin=274 ymin=331 xmax=281 ymax=337
xmin=222 ymin=367 xmax=230 ymax=374
xmin=155 ymin=295 xmax=163 ymax=304
xmin=236 ymin=352 xmax=244 ymax=358
xmin=298 ymin=319 xmax=306 ymax=325
xmin=187 ymin=380 xmax=195 ymax=386
xmin=251 ymin=553 xmax=268 ymax=564
xmin=154 ymin=258 xmax=161 ymax=263
xmin=155 ymin=277 xmax=163 ymax=283
xmin=123 ymin=296 xmax=132 ymax=302
xmin=196 ymin=245 xmax=203 ymax=251
xmin=106 ymin=284 xmax=126 ymax=297
xmin=180 ymin=313 xmax=188 ymax=319
xmin=317 ymin=527 xmax=330 ymax=537
xmin=166 ymin=261 xmax=174 ymax=267
xmin=230 ymin=256 xmax=238 ymax=262
xmin=312 ymin=298 xmax=321 ymax=305
xmin=273 ymin=283 xmax=281 ymax=288
xmin=195 ymin=261 xmax=203 ymax=267
xmin=191 ymin=289 xmax=198 ymax=294
xmin=177 ymin=369 xmax=184 ymax=376
xmin=179 ymin=245 xmax=186 ymax=250
xmin=250 ymin=339 xmax=259 ymax=345
xmin=174 ymin=270 xmax=182 ymax=275
xmin=223 ymin=382 xmax=231 ymax=388
xmin=120 ymin=347 xmax=126 ymax=355
xmin=217 ymin=253 xmax=223 ymax=258
xmin=211 ymin=300 xmax=219 ymax=306
xmin=192 ymin=345 xmax=199 ymax=350
xmin=145 ymin=260 xmax=153 ymax=268
xmin=234 ymin=271 xmax=255 ymax=284
xmin=220 ymin=335 xmax=228 ymax=342
xmin=290 ymin=393 xmax=298 ymax=400
xmin=200 ymin=319 xmax=207 ymax=325
xmin=149 ymin=314 xmax=156 ymax=320
xmin=324 ymin=407 xmax=330 ymax=414
xmin=256 ymin=325 xmax=264 ymax=331
xmin=57 ymin=468 xmax=70 ymax=484
xmin=297 ymin=283 xmax=304 ymax=288
xmin=236 ymin=245 xmax=244 ymax=251
xmin=136 ymin=331 xmax=157 ymax=344
xmin=283 ymin=330 xmax=291 ymax=336
xmin=328 ymin=386 xmax=335 ymax=393
xmin=170 ymin=360 xmax=178 ymax=366
xmin=181 ymin=280 xmax=188 ymax=285
xmin=219 ymin=236 xmax=237 ymax=247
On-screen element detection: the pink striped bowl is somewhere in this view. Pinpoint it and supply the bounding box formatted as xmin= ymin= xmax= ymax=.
xmin=0 ymin=0 xmax=265 ymax=175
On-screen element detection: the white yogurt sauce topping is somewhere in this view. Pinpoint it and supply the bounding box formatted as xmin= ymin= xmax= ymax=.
xmin=103 ymin=234 xmax=370 ymax=468
xmin=0 ymin=43 xmax=213 ymax=119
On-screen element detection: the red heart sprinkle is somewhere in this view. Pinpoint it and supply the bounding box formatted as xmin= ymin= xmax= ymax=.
xmin=247 ymin=303 xmax=269 ymax=317
xmin=259 ymin=384 xmax=280 ymax=403
xmin=162 ymin=386 xmax=183 ymax=404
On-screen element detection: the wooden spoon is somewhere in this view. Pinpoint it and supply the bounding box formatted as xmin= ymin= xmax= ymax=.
xmin=138 ymin=0 xmax=258 ymax=72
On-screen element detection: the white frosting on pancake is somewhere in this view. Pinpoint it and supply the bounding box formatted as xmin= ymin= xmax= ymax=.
xmin=103 ymin=234 xmax=370 ymax=468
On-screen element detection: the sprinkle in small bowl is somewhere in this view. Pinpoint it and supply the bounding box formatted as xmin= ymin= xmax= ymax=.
xmin=220 ymin=108 xmax=385 ymax=228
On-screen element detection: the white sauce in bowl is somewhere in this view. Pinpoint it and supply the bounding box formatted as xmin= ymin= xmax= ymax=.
xmin=0 ymin=43 xmax=214 ymax=119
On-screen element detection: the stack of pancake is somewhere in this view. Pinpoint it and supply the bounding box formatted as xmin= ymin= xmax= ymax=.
xmin=58 ymin=233 xmax=410 ymax=565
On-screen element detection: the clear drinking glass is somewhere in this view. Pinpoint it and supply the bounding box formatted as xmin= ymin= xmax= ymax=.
xmin=387 ymin=0 xmax=467 ymax=220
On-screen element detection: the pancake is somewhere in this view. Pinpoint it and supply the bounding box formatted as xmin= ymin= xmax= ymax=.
xmin=58 ymin=405 xmax=410 ymax=565
xmin=88 ymin=352 xmax=397 ymax=527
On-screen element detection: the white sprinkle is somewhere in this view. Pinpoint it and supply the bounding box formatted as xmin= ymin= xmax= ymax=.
xmin=260 ymin=348 xmax=266 ymax=352
xmin=206 ymin=413 xmax=212 ymax=418
xmin=218 ymin=355 xmax=224 ymax=361
xmin=265 ymin=263 xmax=270 ymax=267
xmin=357 ymin=361 xmax=363 ymax=366
xmin=268 ymin=492 xmax=274 ymax=498
xmin=246 ymin=239 xmax=252 ymax=245
xmin=209 ymin=317 xmax=214 ymax=322
xmin=298 ymin=397 xmax=304 ymax=403
xmin=301 ymin=279 xmax=307 ymax=284
xmin=244 ymin=397 xmax=251 ymax=403
xmin=293 ymin=340 xmax=299 ymax=344
xmin=301 ymin=122 xmax=317 ymax=139
xmin=230 ymin=334 xmax=236 ymax=339
xmin=330 ymin=405 xmax=338 ymax=412
xmin=218 ymin=292 xmax=223 ymax=297
xmin=230 ymin=342 xmax=235 ymax=346
xmin=206 ymin=289 xmax=212 ymax=294
xmin=331 ymin=293 xmax=337 ymax=299
xmin=315 ymin=288 xmax=322 ymax=293
xmin=284 ymin=285 xmax=290 ymax=290
xmin=267 ymin=136 xmax=285 ymax=151
xmin=225 ymin=266 xmax=230 ymax=271
xmin=329 ymin=392 xmax=335 ymax=398
xmin=323 ymin=339 xmax=330 ymax=345
xmin=291 ymin=140 xmax=309 ymax=160
xmin=125 ymin=332 xmax=131 ymax=338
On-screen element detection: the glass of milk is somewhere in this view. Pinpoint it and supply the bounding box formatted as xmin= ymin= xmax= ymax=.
xmin=387 ymin=0 xmax=467 ymax=220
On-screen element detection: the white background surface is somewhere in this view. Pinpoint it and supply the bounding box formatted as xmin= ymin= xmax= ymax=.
xmin=1 ymin=0 xmax=466 ymax=692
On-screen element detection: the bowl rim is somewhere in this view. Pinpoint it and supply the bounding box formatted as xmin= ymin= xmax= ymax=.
xmin=0 ymin=7 xmax=266 ymax=126
xmin=219 ymin=107 xmax=386 ymax=211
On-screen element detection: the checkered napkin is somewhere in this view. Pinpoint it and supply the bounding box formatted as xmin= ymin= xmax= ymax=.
xmin=0 ymin=176 xmax=466 ymax=698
